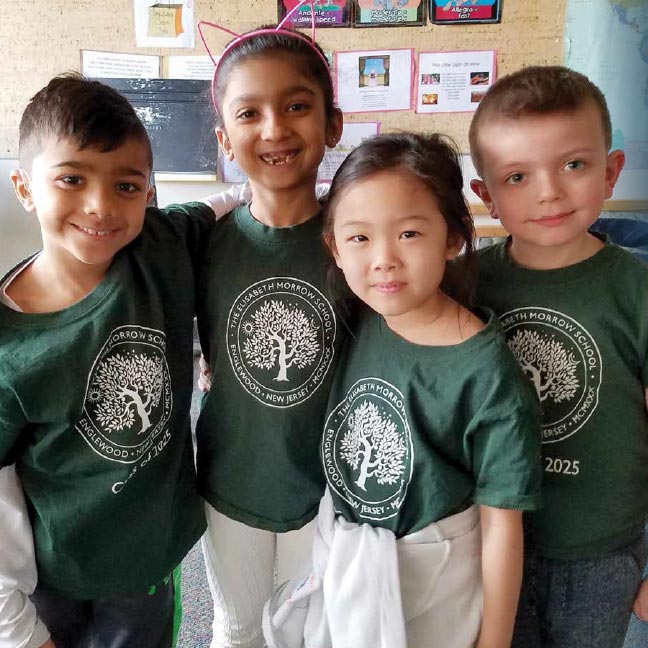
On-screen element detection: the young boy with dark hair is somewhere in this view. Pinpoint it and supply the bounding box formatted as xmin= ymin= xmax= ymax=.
xmin=0 ymin=73 xmax=216 ymax=648
xmin=469 ymin=64 xmax=648 ymax=648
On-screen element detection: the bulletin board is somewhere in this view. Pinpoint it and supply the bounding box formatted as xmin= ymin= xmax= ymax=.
xmin=1 ymin=0 xmax=567 ymax=160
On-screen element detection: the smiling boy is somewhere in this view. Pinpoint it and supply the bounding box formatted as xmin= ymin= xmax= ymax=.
xmin=0 ymin=74 xmax=214 ymax=648
xmin=470 ymin=65 xmax=648 ymax=648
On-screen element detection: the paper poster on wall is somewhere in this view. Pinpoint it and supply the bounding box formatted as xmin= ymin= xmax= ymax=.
xmin=220 ymin=153 xmax=248 ymax=184
xmin=134 ymin=0 xmax=195 ymax=48
xmin=430 ymin=0 xmax=501 ymax=24
xmin=416 ymin=50 xmax=496 ymax=113
xmin=278 ymin=0 xmax=351 ymax=27
xmin=81 ymin=50 xmax=161 ymax=79
xmin=319 ymin=122 xmax=381 ymax=181
xmin=167 ymin=55 xmax=215 ymax=79
xmin=354 ymin=0 xmax=425 ymax=27
xmin=336 ymin=49 xmax=414 ymax=113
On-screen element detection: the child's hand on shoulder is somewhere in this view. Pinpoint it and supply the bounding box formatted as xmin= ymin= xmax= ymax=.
xmin=633 ymin=576 xmax=648 ymax=621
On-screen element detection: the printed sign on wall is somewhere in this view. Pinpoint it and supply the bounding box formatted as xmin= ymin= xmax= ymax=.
xmin=354 ymin=0 xmax=425 ymax=26
xmin=430 ymin=0 xmax=501 ymax=24
xmin=278 ymin=0 xmax=351 ymax=27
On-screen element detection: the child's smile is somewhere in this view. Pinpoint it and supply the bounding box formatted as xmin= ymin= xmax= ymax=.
xmin=217 ymin=53 xmax=337 ymax=195
xmin=332 ymin=170 xmax=458 ymax=335
xmin=19 ymin=137 xmax=153 ymax=279
xmin=471 ymin=101 xmax=624 ymax=268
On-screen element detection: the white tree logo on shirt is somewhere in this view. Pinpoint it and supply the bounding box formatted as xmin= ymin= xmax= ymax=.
xmin=323 ymin=378 xmax=413 ymax=521
xmin=508 ymin=329 xmax=580 ymax=404
xmin=88 ymin=351 xmax=165 ymax=434
xmin=76 ymin=326 xmax=172 ymax=464
xmin=242 ymin=300 xmax=320 ymax=382
xmin=340 ymin=401 xmax=406 ymax=491
xmin=227 ymin=278 xmax=336 ymax=408
xmin=500 ymin=307 xmax=601 ymax=443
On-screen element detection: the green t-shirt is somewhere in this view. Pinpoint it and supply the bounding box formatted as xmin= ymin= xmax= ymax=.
xmin=475 ymin=239 xmax=648 ymax=559
xmin=322 ymin=308 xmax=542 ymax=538
xmin=196 ymin=205 xmax=343 ymax=532
xmin=0 ymin=203 xmax=212 ymax=598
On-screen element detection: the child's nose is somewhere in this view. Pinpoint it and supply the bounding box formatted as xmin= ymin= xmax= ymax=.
xmin=84 ymin=187 xmax=116 ymax=219
xmin=537 ymin=172 xmax=563 ymax=203
xmin=372 ymin=241 xmax=398 ymax=271
xmin=261 ymin=113 xmax=290 ymax=141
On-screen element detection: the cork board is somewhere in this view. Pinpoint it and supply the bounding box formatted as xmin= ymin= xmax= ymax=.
xmin=1 ymin=0 xmax=567 ymax=158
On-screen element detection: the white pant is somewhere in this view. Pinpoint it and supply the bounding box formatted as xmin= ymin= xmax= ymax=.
xmin=400 ymin=505 xmax=483 ymax=648
xmin=263 ymin=497 xmax=483 ymax=648
xmin=201 ymin=503 xmax=315 ymax=648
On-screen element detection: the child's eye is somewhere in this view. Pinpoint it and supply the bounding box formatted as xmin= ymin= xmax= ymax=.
xmin=59 ymin=175 xmax=83 ymax=186
xmin=288 ymin=102 xmax=309 ymax=112
xmin=505 ymin=172 xmax=525 ymax=185
xmin=117 ymin=182 xmax=141 ymax=193
xmin=349 ymin=234 xmax=368 ymax=243
xmin=564 ymin=159 xmax=584 ymax=171
xmin=401 ymin=231 xmax=420 ymax=239
xmin=236 ymin=109 xmax=256 ymax=120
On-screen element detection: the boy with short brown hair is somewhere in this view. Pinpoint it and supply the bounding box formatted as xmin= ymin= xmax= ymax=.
xmin=0 ymin=73 xmax=213 ymax=648
xmin=470 ymin=65 xmax=648 ymax=648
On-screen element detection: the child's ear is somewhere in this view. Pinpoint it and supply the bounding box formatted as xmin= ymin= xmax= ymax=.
xmin=146 ymin=185 xmax=156 ymax=205
xmin=326 ymin=109 xmax=344 ymax=149
xmin=10 ymin=169 xmax=35 ymax=213
xmin=604 ymin=149 xmax=625 ymax=199
xmin=216 ymin=127 xmax=235 ymax=162
xmin=470 ymin=178 xmax=498 ymax=220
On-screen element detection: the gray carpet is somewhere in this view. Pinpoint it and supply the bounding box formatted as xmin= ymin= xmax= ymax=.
xmin=177 ymin=540 xmax=212 ymax=647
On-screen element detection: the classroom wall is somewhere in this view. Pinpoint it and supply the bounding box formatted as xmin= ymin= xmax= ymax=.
xmin=1 ymin=0 xmax=567 ymax=157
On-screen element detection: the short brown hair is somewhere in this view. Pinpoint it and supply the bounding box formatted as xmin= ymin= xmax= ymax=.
xmin=469 ymin=65 xmax=611 ymax=177
xmin=19 ymin=72 xmax=152 ymax=170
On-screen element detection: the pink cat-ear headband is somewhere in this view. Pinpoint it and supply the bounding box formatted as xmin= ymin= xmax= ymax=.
xmin=197 ymin=0 xmax=331 ymax=110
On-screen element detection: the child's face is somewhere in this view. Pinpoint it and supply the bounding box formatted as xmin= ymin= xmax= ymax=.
xmin=216 ymin=54 xmax=342 ymax=193
xmin=471 ymin=102 xmax=624 ymax=265
xmin=12 ymin=137 xmax=153 ymax=276
xmin=332 ymin=170 xmax=458 ymax=328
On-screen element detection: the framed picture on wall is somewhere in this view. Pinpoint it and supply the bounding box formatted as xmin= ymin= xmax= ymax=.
xmin=430 ymin=0 xmax=501 ymax=24
xmin=278 ymin=0 xmax=352 ymax=27
xmin=353 ymin=0 xmax=425 ymax=27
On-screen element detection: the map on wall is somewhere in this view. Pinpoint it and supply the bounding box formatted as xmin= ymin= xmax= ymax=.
xmin=564 ymin=0 xmax=648 ymax=202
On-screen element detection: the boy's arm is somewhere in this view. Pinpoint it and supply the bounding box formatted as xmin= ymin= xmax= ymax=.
xmin=0 ymin=465 xmax=51 ymax=648
xmin=201 ymin=183 xmax=250 ymax=219
xmin=476 ymin=506 xmax=523 ymax=648
xmin=199 ymin=182 xmax=330 ymax=220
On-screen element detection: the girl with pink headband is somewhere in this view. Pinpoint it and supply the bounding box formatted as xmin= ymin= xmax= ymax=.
xmin=194 ymin=4 xmax=344 ymax=646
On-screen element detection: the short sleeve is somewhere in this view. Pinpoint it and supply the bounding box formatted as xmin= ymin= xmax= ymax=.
xmin=469 ymin=358 xmax=543 ymax=511
xmin=156 ymin=202 xmax=216 ymax=265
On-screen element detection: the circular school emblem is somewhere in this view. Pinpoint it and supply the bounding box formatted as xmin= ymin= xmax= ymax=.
xmin=75 ymin=325 xmax=172 ymax=463
xmin=227 ymin=277 xmax=336 ymax=408
xmin=500 ymin=307 xmax=602 ymax=444
xmin=322 ymin=378 xmax=413 ymax=521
